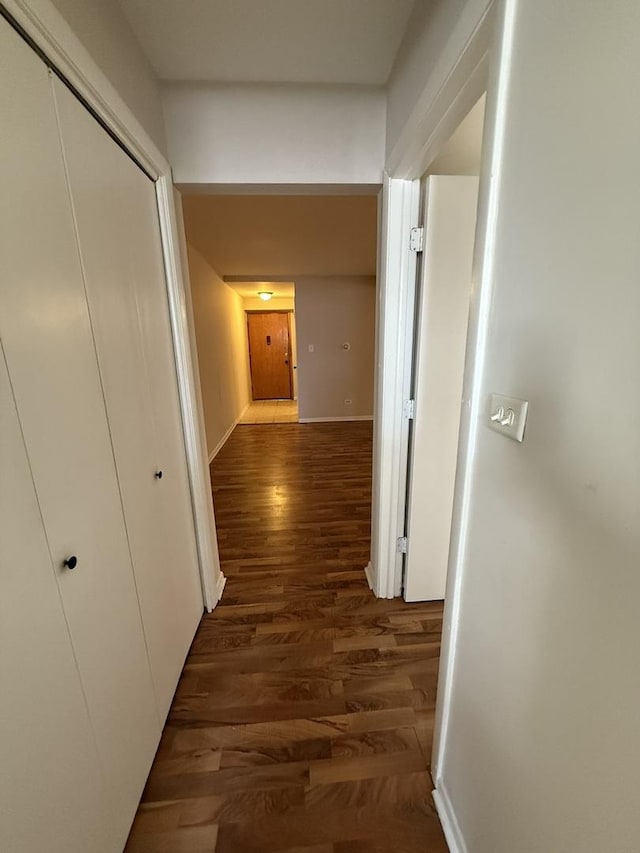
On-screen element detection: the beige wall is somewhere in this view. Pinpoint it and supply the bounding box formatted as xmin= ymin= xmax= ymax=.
xmin=181 ymin=195 xmax=377 ymax=278
xmin=187 ymin=245 xmax=250 ymax=458
xmin=50 ymin=0 xmax=167 ymax=154
xmin=295 ymin=277 xmax=375 ymax=421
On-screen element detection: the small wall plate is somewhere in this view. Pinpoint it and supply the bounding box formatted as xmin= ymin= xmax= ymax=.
xmin=488 ymin=393 xmax=528 ymax=442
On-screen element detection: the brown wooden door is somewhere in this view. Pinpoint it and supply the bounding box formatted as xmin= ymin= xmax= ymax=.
xmin=247 ymin=312 xmax=292 ymax=399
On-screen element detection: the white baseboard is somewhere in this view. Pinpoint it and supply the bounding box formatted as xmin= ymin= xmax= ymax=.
xmin=298 ymin=415 xmax=374 ymax=424
xmin=208 ymin=404 xmax=249 ymax=462
xmin=433 ymin=783 xmax=467 ymax=853
xmin=364 ymin=561 xmax=375 ymax=590
xmin=215 ymin=572 xmax=227 ymax=603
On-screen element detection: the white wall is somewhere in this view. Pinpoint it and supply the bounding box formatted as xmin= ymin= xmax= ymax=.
xmin=162 ymin=83 xmax=386 ymax=187
xmin=439 ymin=2 xmax=640 ymax=851
xmin=186 ymin=245 xmax=250 ymax=458
xmin=295 ymin=276 xmax=375 ymax=421
xmin=49 ymin=0 xmax=167 ymax=153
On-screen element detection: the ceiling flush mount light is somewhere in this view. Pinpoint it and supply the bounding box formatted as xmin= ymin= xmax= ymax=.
xmin=258 ymin=291 xmax=273 ymax=301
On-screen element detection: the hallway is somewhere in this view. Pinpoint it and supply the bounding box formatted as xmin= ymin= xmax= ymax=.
xmin=126 ymin=422 xmax=447 ymax=852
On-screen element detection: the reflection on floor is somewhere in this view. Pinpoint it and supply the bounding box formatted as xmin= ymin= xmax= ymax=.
xmin=240 ymin=399 xmax=298 ymax=424
xmin=125 ymin=422 xmax=447 ymax=852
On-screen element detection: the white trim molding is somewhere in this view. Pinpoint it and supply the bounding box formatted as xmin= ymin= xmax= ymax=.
xmin=369 ymin=175 xmax=420 ymax=599
xmin=156 ymin=179 xmax=224 ymax=611
xmin=364 ymin=561 xmax=375 ymax=590
xmin=298 ymin=415 xmax=373 ymax=424
xmin=216 ymin=571 xmax=227 ymax=602
xmin=2 ymin=0 xmax=224 ymax=612
xmin=433 ymin=785 xmax=468 ymax=853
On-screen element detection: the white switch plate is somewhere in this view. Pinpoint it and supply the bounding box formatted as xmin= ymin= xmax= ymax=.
xmin=308 ymin=344 xmax=314 ymax=353
xmin=488 ymin=393 xmax=528 ymax=442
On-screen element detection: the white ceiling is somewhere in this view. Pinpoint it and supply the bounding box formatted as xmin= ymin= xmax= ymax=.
xmin=118 ymin=0 xmax=415 ymax=84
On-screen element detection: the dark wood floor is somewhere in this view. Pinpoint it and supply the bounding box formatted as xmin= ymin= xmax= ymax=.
xmin=126 ymin=422 xmax=447 ymax=852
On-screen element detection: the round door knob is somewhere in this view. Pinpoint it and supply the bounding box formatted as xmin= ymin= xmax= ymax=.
xmin=63 ymin=555 xmax=78 ymax=570
xmin=155 ymin=470 xmax=163 ymax=479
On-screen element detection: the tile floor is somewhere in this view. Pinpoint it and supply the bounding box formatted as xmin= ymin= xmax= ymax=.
xmin=239 ymin=399 xmax=299 ymax=424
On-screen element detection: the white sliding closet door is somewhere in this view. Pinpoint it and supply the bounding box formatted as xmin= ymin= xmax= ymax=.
xmin=53 ymin=80 xmax=203 ymax=718
xmin=0 ymin=347 xmax=109 ymax=853
xmin=0 ymin=20 xmax=159 ymax=850
xmin=404 ymin=176 xmax=479 ymax=602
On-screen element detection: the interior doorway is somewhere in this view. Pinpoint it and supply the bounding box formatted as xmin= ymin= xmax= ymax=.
xmin=400 ymin=94 xmax=487 ymax=603
xmin=181 ymin=194 xmax=376 ymax=454
xmin=247 ymin=310 xmax=293 ymax=400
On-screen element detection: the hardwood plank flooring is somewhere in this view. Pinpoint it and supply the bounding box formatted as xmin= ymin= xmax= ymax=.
xmin=126 ymin=422 xmax=447 ymax=852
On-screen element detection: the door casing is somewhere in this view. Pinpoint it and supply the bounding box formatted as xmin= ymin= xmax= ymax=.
xmin=370 ymin=0 xmax=500 ymax=809
xmin=403 ymin=176 xmax=480 ymax=604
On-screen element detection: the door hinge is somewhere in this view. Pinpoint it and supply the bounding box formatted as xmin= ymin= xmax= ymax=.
xmin=409 ymin=227 xmax=424 ymax=252
xmin=397 ymin=536 xmax=408 ymax=554
xmin=403 ymin=399 xmax=415 ymax=420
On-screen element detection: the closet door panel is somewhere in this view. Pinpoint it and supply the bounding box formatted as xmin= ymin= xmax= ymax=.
xmin=129 ymin=163 xmax=204 ymax=696
xmin=0 ymin=347 xmax=110 ymax=853
xmin=0 ymin=20 xmax=159 ymax=846
xmin=53 ymin=79 xmax=203 ymax=719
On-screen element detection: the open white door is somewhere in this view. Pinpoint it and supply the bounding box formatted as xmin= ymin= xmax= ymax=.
xmin=403 ymin=176 xmax=479 ymax=602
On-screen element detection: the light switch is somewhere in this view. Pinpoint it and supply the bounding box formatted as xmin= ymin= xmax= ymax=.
xmin=488 ymin=394 xmax=528 ymax=442
xmin=308 ymin=344 xmax=314 ymax=353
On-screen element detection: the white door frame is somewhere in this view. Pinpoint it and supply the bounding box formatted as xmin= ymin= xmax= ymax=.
xmin=2 ymin=0 xmax=224 ymax=611
xmin=370 ymin=0 xmax=495 ymax=599
xmin=369 ymin=0 xmax=505 ymax=814
xmin=369 ymin=175 xmax=420 ymax=598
